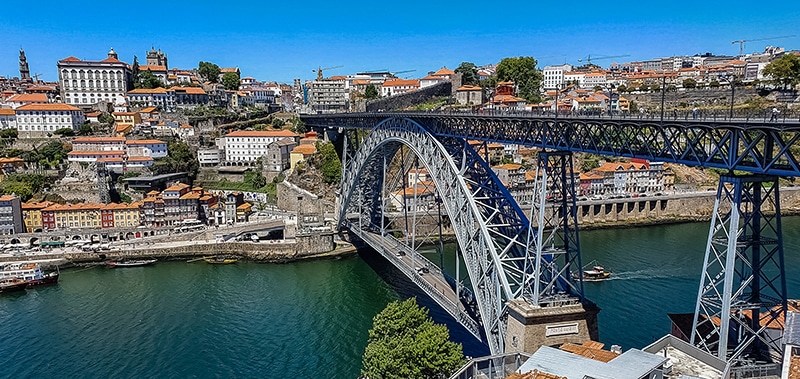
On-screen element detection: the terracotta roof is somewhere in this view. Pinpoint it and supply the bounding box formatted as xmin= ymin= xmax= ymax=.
xmin=180 ymin=192 xmax=201 ymax=200
xmin=171 ymin=86 xmax=206 ymax=95
xmin=140 ymin=65 xmax=167 ymax=72
xmin=74 ymin=137 xmax=125 ymax=143
xmin=457 ymin=85 xmax=482 ymax=91
xmin=16 ymin=103 xmax=81 ymax=112
xmin=493 ymin=163 xmax=523 ymax=171
xmin=506 ymin=370 xmax=567 ymax=379
xmin=113 ymin=112 xmax=137 ymax=116
xmin=0 ymin=109 xmax=14 ymax=115
xmin=559 ymin=341 xmax=620 ymax=362
xmin=22 ymin=201 xmax=54 ymax=210
xmin=67 ymin=150 xmax=125 ymax=156
xmin=0 ymin=195 xmax=18 ymax=201
xmin=126 ymin=139 xmax=165 ymax=145
xmin=97 ymin=157 xmax=124 ymax=163
xmin=139 ymin=107 xmax=157 ymax=113
xmin=236 ymin=203 xmax=252 ymax=210
xmin=59 ymin=56 xmax=81 ymax=62
xmin=7 ymin=93 xmax=48 ymax=103
xmin=433 ymin=67 xmax=455 ymax=76
xmin=226 ymin=130 xmax=298 ymax=138
xmin=220 ymin=67 xmax=239 ymax=73
xmin=383 ymin=79 xmax=420 ymax=87
xmin=85 ymin=111 xmax=101 ymax=117
xmin=291 ymin=144 xmax=317 ymax=155
xmin=127 ymin=156 xmax=153 ymax=162
xmin=128 ymin=87 xmax=169 ymax=95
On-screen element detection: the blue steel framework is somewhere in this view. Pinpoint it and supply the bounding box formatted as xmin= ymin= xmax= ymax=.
xmin=303 ymin=113 xmax=797 ymax=366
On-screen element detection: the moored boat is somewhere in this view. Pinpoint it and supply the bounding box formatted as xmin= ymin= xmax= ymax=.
xmin=106 ymin=259 xmax=157 ymax=268
xmin=204 ymin=256 xmax=238 ymax=265
xmin=0 ymin=277 xmax=29 ymax=294
xmin=0 ymin=262 xmax=60 ymax=287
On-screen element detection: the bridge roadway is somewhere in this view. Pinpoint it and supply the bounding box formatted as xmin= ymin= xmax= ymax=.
xmin=346 ymin=221 xmax=483 ymax=339
xmin=302 ymin=111 xmax=800 ymax=177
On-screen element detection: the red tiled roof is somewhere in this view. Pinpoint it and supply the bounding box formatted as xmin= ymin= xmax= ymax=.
xmin=16 ymin=103 xmax=81 ymax=112
xmin=7 ymin=93 xmax=48 ymax=103
xmin=226 ymin=130 xmax=298 ymax=138
xmin=126 ymin=139 xmax=165 ymax=145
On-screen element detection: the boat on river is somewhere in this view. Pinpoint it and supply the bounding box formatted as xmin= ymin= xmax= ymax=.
xmin=573 ymin=260 xmax=611 ymax=281
xmin=204 ymin=256 xmax=238 ymax=265
xmin=0 ymin=262 xmax=59 ymax=287
xmin=106 ymin=259 xmax=157 ymax=268
xmin=0 ymin=277 xmax=29 ymax=294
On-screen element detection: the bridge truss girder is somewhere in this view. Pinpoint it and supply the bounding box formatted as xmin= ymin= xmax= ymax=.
xmin=304 ymin=114 xmax=800 ymax=176
xmin=338 ymin=118 xmax=580 ymax=354
xmin=691 ymin=175 xmax=787 ymax=367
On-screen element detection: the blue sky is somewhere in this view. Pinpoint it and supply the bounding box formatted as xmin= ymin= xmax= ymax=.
xmin=1 ymin=1 xmax=798 ymax=84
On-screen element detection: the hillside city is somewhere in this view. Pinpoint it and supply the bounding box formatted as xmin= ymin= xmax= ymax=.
xmin=0 ymin=44 xmax=798 ymax=238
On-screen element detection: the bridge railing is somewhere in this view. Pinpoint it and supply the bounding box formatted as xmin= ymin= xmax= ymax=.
xmin=364 ymin=108 xmax=800 ymax=124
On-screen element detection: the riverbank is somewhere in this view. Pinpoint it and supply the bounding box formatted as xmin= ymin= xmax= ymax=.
xmin=0 ymin=234 xmax=357 ymax=266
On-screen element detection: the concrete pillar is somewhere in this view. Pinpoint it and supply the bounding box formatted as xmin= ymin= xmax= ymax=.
xmin=504 ymin=299 xmax=600 ymax=354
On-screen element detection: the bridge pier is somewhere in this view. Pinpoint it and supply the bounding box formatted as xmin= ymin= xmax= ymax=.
xmin=504 ymin=299 xmax=599 ymax=354
xmin=692 ymin=175 xmax=786 ymax=368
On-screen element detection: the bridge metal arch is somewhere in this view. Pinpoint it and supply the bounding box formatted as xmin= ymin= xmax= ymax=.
xmin=338 ymin=117 xmax=530 ymax=354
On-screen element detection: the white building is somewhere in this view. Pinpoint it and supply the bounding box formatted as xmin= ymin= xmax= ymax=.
xmin=381 ymin=79 xmax=420 ymax=97
xmin=126 ymin=139 xmax=168 ymax=158
xmin=542 ymin=64 xmax=573 ymax=89
xmin=58 ymin=48 xmax=133 ymax=107
xmin=564 ymin=71 xmax=586 ymax=88
xmin=15 ymin=103 xmax=85 ymax=138
xmin=224 ymin=130 xmax=300 ymax=162
xmin=5 ymin=93 xmax=48 ymax=109
xmin=0 ymin=109 xmax=17 ymax=130
xmin=198 ymin=148 xmax=223 ymax=167
xmin=583 ymin=71 xmax=608 ymax=88
xmin=308 ymin=79 xmax=348 ymax=113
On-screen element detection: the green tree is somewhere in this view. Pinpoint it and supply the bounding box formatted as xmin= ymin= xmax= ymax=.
xmin=78 ymin=122 xmax=93 ymax=136
xmin=138 ymin=70 xmax=165 ymax=89
xmin=98 ymin=113 xmax=115 ymax=124
xmin=222 ymin=71 xmax=240 ymax=90
xmin=361 ymin=298 xmax=464 ymax=379
xmin=316 ymin=141 xmax=341 ymax=184
xmin=243 ymin=169 xmax=267 ymax=190
xmin=495 ymin=56 xmax=543 ymax=103
xmin=364 ymin=84 xmax=380 ymax=99
xmin=709 ymin=80 xmax=720 ymax=88
xmin=292 ymin=118 xmax=308 ymax=134
xmin=650 ymin=83 xmax=660 ymax=92
xmin=762 ymin=54 xmax=800 ymax=89
xmin=666 ymin=84 xmax=678 ymax=92
xmin=53 ymin=127 xmax=75 ymax=136
xmin=683 ymin=78 xmax=697 ymax=89
xmin=616 ymin=85 xmax=627 ymax=93
xmin=629 ymin=100 xmax=639 ymax=113
xmin=455 ymin=61 xmax=479 ymax=86
xmin=132 ymin=55 xmax=140 ymax=87
xmin=639 ymin=84 xmax=649 ymax=92
xmin=198 ymin=61 xmax=221 ymax=83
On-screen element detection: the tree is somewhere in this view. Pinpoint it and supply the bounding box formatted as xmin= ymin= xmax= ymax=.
xmin=762 ymin=54 xmax=800 ymax=89
xmin=78 ymin=122 xmax=93 ymax=136
xmin=138 ymin=70 xmax=165 ymax=89
xmin=495 ymin=56 xmax=543 ymax=103
xmin=292 ymin=118 xmax=307 ymax=134
xmin=709 ymin=80 xmax=720 ymax=88
xmin=455 ymin=61 xmax=479 ymax=86
xmin=132 ymin=55 xmax=140 ymax=87
xmin=53 ymin=128 xmax=75 ymax=136
xmin=316 ymin=141 xmax=341 ymax=184
xmin=198 ymin=61 xmax=221 ymax=83
xmin=683 ymin=78 xmax=697 ymax=89
xmin=639 ymin=84 xmax=650 ymax=92
xmin=243 ymin=169 xmax=266 ymax=190
xmin=361 ymin=298 xmax=464 ymax=379
xmin=364 ymin=84 xmax=380 ymax=99
xmin=650 ymin=83 xmax=661 ymax=92
xmin=616 ymin=85 xmax=627 ymax=93
xmin=222 ymin=71 xmax=240 ymax=90
xmin=98 ymin=113 xmax=115 ymax=124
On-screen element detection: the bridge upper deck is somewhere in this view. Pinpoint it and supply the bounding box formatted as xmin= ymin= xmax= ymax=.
xmin=302 ymin=111 xmax=800 ymax=177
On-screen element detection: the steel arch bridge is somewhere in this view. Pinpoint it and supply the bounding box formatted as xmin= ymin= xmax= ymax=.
xmin=303 ymin=112 xmax=800 ymax=367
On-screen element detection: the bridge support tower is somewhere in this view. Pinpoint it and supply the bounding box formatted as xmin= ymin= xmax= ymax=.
xmin=692 ymin=175 xmax=787 ymax=368
xmin=505 ymin=151 xmax=598 ymax=354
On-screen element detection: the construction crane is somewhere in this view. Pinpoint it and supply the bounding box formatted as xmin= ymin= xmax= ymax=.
xmin=731 ymin=35 xmax=796 ymax=56
xmin=577 ymin=54 xmax=631 ymax=65
xmin=312 ymin=65 xmax=344 ymax=80
xmin=392 ymin=69 xmax=416 ymax=78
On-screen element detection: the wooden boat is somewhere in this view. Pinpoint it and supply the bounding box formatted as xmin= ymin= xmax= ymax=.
xmin=106 ymin=259 xmax=157 ymax=268
xmin=204 ymin=256 xmax=238 ymax=265
xmin=573 ymin=260 xmax=611 ymax=281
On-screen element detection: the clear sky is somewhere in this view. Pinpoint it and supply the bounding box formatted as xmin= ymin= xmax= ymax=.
xmin=1 ymin=0 xmax=798 ymax=84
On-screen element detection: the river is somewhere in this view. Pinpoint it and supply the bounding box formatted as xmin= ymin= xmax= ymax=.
xmin=2 ymin=217 xmax=800 ymax=378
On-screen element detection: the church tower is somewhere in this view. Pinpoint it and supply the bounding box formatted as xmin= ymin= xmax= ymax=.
xmin=19 ymin=49 xmax=31 ymax=81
